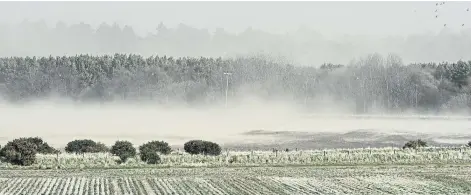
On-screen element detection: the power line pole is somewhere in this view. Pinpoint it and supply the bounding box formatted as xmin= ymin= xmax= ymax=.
xmin=223 ymin=72 xmax=232 ymax=108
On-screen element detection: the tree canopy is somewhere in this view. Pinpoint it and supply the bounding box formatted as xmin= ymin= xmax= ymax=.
xmin=0 ymin=53 xmax=469 ymax=114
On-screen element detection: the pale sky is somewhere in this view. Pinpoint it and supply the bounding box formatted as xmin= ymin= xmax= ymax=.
xmin=0 ymin=1 xmax=470 ymax=38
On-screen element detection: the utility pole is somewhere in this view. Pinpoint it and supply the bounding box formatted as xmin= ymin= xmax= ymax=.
xmin=223 ymin=72 xmax=232 ymax=108
xmin=304 ymin=78 xmax=309 ymax=106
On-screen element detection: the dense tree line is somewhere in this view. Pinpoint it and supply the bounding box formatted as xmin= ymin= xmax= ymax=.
xmin=0 ymin=20 xmax=470 ymax=65
xmin=0 ymin=53 xmax=469 ymax=114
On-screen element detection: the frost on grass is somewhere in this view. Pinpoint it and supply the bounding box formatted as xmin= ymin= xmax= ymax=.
xmin=24 ymin=146 xmax=471 ymax=169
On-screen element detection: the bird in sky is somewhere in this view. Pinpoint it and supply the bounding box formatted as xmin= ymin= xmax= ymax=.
xmin=444 ymin=24 xmax=447 ymax=27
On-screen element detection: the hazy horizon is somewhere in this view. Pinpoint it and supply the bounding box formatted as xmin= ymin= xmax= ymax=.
xmin=1 ymin=1 xmax=470 ymax=37
xmin=0 ymin=1 xmax=471 ymax=65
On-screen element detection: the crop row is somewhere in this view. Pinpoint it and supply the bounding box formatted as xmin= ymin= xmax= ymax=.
xmin=0 ymin=174 xmax=469 ymax=195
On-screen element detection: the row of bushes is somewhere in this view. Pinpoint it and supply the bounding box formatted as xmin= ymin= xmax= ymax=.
xmin=0 ymin=137 xmax=463 ymax=167
xmin=0 ymin=138 xmax=222 ymax=166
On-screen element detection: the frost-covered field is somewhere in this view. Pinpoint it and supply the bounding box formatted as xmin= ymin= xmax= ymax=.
xmin=1 ymin=147 xmax=471 ymax=170
xmin=0 ymin=165 xmax=470 ymax=194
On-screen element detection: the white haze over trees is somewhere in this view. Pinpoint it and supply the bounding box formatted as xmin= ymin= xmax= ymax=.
xmin=0 ymin=19 xmax=469 ymax=65
xmin=0 ymin=1 xmax=470 ymax=65
xmin=0 ymin=54 xmax=469 ymax=115
xmin=0 ymin=1 xmax=470 ymax=149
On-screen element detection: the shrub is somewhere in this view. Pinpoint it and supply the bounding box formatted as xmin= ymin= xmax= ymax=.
xmin=25 ymin=137 xmax=59 ymax=154
xmin=139 ymin=141 xmax=172 ymax=155
xmin=468 ymin=141 xmax=471 ymax=147
xmin=403 ymin=139 xmax=427 ymax=149
xmin=144 ymin=152 xmax=161 ymax=164
xmin=110 ymin=141 xmax=136 ymax=163
xmin=138 ymin=141 xmax=171 ymax=164
xmin=94 ymin=142 xmax=110 ymax=153
xmin=184 ymin=140 xmax=205 ymax=155
xmin=65 ymin=139 xmax=109 ymax=154
xmin=184 ymin=140 xmax=221 ymax=156
xmin=203 ymin=141 xmax=222 ymax=156
xmin=0 ymin=138 xmax=38 ymax=166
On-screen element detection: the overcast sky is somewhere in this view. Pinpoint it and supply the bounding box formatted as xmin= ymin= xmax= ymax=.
xmin=0 ymin=1 xmax=470 ymax=38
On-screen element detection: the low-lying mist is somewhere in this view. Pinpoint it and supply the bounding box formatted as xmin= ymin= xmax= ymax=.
xmin=0 ymin=97 xmax=303 ymax=147
xmin=1 ymin=95 xmax=470 ymax=149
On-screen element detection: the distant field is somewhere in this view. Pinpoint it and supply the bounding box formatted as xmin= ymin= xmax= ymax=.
xmin=2 ymin=104 xmax=470 ymax=149
xmin=1 ymin=165 xmax=470 ymax=194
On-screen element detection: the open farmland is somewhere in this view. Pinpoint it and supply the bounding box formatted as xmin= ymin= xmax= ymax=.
xmin=1 ymin=105 xmax=470 ymax=194
xmin=1 ymin=165 xmax=471 ymax=194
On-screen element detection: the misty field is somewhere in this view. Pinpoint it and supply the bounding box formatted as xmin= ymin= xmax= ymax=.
xmin=1 ymin=165 xmax=471 ymax=195
xmin=1 ymin=105 xmax=470 ymax=194
xmin=2 ymin=102 xmax=471 ymax=150
xmin=1 ymin=104 xmax=470 ymax=194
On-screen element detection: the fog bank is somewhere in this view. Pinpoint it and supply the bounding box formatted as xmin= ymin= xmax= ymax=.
xmin=1 ymin=97 xmax=470 ymax=149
